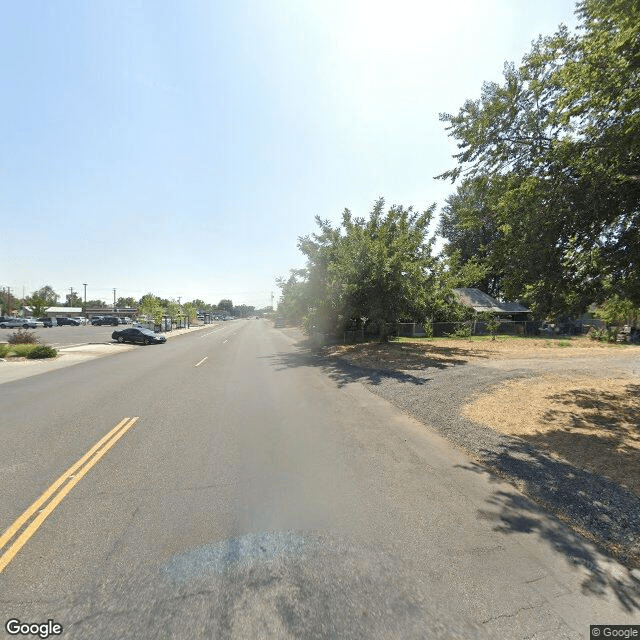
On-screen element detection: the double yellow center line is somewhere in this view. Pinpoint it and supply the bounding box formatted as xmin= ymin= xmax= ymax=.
xmin=0 ymin=417 xmax=139 ymax=573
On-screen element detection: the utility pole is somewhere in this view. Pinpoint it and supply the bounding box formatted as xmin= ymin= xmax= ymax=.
xmin=7 ymin=287 xmax=11 ymax=314
xmin=83 ymin=283 xmax=87 ymax=307
xmin=113 ymin=288 xmax=116 ymax=311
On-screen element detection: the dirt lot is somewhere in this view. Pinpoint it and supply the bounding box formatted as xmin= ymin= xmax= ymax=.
xmin=329 ymin=336 xmax=640 ymax=497
xmin=329 ymin=335 xmax=630 ymax=366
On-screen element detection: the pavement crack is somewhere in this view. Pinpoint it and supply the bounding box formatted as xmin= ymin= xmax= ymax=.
xmin=480 ymin=603 xmax=538 ymax=624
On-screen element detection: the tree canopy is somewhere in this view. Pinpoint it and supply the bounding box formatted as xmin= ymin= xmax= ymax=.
xmin=279 ymin=198 xmax=442 ymax=340
xmin=437 ymin=0 xmax=639 ymax=317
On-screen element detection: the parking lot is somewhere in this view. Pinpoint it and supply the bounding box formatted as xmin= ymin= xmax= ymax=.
xmin=0 ymin=323 xmax=137 ymax=349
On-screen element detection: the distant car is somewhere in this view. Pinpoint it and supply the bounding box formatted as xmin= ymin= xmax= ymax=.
xmin=112 ymin=327 xmax=166 ymax=345
xmin=0 ymin=318 xmax=38 ymax=329
xmin=39 ymin=317 xmax=57 ymax=327
xmin=56 ymin=317 xmax=80 ymax=326
xmin=0 ymin=318 xmax=25 ymax=329
xmin=92 ymin=316 xmax=119 ymax=326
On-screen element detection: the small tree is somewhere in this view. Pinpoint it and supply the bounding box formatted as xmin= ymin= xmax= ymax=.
xmin=182 ymin=303 xmax=197 ymax=320
xmin=595 ymin=295 xmax=639 ymax=328
xmin=483 ymin=312 xmax=501 ymax=341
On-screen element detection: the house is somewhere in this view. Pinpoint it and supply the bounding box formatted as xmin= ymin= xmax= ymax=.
xmin=452 ymin=288 xmax=530 ymax=318
xmin=45 ymin=306 xmax=83 ymax=318
xmin=446 ymin=288 xmax=535 ymax=337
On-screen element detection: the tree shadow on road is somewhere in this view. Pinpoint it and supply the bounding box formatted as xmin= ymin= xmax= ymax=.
xmin=457 ymin=439 xmax=640 ymax=612
xmin=264 ymin=345 xmax=431 ymax=388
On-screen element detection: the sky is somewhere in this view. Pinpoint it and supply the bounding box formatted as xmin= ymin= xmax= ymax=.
xmin=1 ymin=0 xmax=580 ymax=309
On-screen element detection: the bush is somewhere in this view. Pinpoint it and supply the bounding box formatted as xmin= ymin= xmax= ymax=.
xmin=447 ymin=323 xmax=472 ymax=338
xmin=0 ymin=344 xmax=9 ymax=357
xmin=26 ymin=345 xmax=57 ymax=359
xmin=7 ymin=329 xmax=39 ymax=345
xmin=589 ymin=328 xmax=618 ymax=343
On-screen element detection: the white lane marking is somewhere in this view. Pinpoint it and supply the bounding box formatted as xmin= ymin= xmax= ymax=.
xmin=200 ymin=327 xmax=224 ymax=337
xmin=194 ymin=357 xmax=208 ymax=367
xmin=223 ymin=339 xmax=228 ymax=344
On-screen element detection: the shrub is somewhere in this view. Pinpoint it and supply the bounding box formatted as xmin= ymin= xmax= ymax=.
xmin=7 ymin=329 xmax=39 ymax=345
xmin=589 ymin=328 xmax=618 ymax=343
xmin=26 ymin=345 xmax=57 ymax=359
xmin=447 ymin=323 xmax=472 ymax=338
xmin=0 ymin=344 xmax=9 ymax=357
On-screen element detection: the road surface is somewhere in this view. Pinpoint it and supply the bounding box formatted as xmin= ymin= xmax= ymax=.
xmin=0 ymin=320 xmax=637 ymax=638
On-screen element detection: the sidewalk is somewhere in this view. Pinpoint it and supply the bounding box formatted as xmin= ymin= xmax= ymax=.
xmin=0 ymin=324 xmax=209 ymax=385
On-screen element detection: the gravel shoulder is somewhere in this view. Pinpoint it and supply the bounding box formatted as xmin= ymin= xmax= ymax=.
xmin=322 ymin=337 xmax=640 ymax=568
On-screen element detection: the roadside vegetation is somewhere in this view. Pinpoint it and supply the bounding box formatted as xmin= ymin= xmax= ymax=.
xmin=0 ymin=343 xmax=57 ymax=359
xmin=0 ymin=329 xmax=57 ymax=359
xmin=277 ymin=0 xmax=639 ymax=344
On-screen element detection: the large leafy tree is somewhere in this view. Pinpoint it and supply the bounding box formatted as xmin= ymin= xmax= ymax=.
xmin=116 ymin=296 xmax=137 ymax=308
xmin=291 ymin=198 xmax=439 ymax=341
xmin=23 ymin=285 xmax=60 ymax=317
xmin=438 ymin=0 xmax=640 ymax=316
xmin=217 ymin=299 xmax=234 ymax=314
xmin=276 ymin=269 xmax=311 ymax=326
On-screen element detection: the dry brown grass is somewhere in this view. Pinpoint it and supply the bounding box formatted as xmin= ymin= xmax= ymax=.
xmin=464 ymin=375 xmax=640 ymax=497
xmin=328 ymin=335 xmax=628 ymax=368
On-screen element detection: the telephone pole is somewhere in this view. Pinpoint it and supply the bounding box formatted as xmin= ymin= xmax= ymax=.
xmin=83 ymin=283 xmax=87 ymax=306
xmin=113 ymin=288 xmax=116 ymax=311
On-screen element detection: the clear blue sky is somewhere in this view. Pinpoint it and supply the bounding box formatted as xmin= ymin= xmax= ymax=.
xmin=1 ymin=1 xmax=579 ymax=308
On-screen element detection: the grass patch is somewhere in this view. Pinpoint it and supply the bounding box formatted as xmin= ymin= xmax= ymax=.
xmin=0 ymin=343 xmax=57 ymax=358
xmin=557 ymin=339 xmax=572 ymax=347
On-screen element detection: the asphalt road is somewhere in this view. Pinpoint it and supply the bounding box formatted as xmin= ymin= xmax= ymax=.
xmin=0 ymin=320 xmax=637 ymax=639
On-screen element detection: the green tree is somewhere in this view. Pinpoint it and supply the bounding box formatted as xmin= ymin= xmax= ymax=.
xmin=182 ymin=303 xmax=197 ymax=320
xmin=166 ymin=301 xmax=181 ymax=321
xmin=437 ymin=0 xmax=640 ymax=315
xmin=116 ymin=296 xmax=137 ymax=308
xmin=85 ymin=299 xmax=108 ymax=309
xmin=595 ymin=295 xmax=640 ymax=328
xmin=139 ymin=294 xmax=165 ymax=325
xmin=295 ymin=198 xmax=439 ymax=341
xmin=217 ymin=299 xmax=234 ymax=314
xmin=276 ymin=269 xmax=310 ymax=326
xmin=65 ymin=292 xmax=84 ymax=307
xmin=23 ymin=286 xmax=59 ymax=317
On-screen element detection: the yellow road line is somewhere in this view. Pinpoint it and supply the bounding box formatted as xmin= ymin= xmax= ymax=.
xmin=0 ymin=417 xmax=139 ymax=573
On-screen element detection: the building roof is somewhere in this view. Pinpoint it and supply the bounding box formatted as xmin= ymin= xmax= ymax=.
xmin=452 ymin=288 xmax=529 ymax=314
xmin=46 ymin=307 xmax=83 ymax=314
